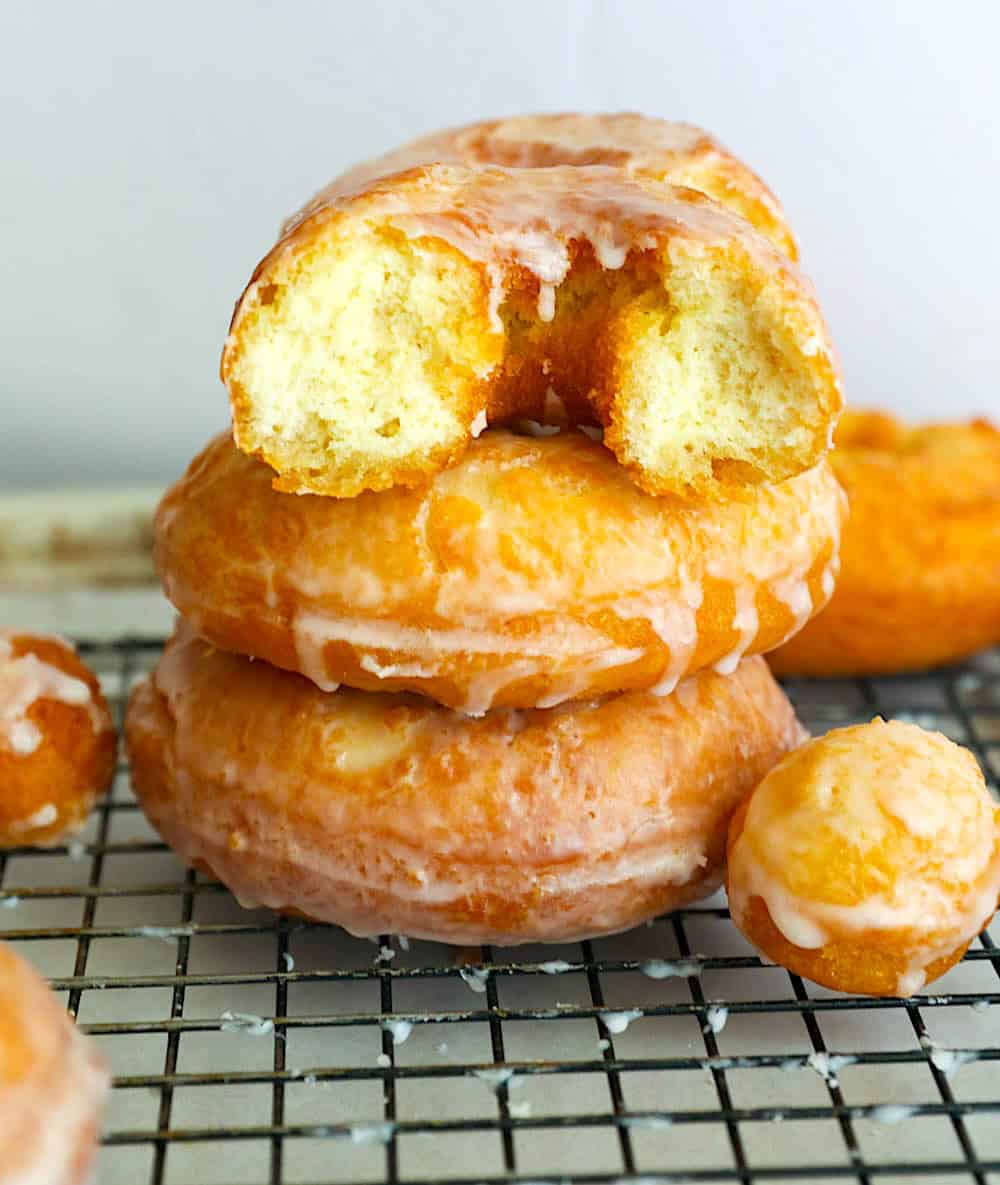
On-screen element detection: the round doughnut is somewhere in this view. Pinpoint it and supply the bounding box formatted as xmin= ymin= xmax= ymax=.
xmin=321 ymin=113 xmax=798 ymax=258
xmin=126 ymin=623 xmax=805 ymax=946
xmin=0 ymin=941 xmax=109 ymax=1185
xmin=769 ymin=411 xmax=1000 ymax=676
xmin=156 ymin=430 xmax=845 ymax=714
xmin=727 ymin=719 xmax=1000 ymax=997
xmin=0 ymin=631 xmax=116 ymax=848
xmin=222 ymin=162 xmax=840 ymax=499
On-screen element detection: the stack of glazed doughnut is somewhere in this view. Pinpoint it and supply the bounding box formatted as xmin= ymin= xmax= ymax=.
xmin=128 ymin=113 xmax=1000 ymax=982
xmin=127 ymin=111 xmax=858 ymax=947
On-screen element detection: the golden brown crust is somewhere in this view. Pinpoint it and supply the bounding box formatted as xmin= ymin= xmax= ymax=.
xmin=155 ymin=431 xmax=845 ymax=712
xmin=0 ymin=632 xmax=116 ymax=848
xmin=0 ymin=942 xmax=109 ymax=1185
xmin=126 ymin=624 xmax=804 ymax=945
xmin=726 ymin=719 xmax=1000 ymax=996
xmin=310 ymin=112 xmax=798 ymax=258
xmin=222 ymin=163 xmax=840 ymax=500
xmin=726 ymin=881 xmax=968 ymax=997
xmin=768 ymin=412 xmax=1000 ymax=676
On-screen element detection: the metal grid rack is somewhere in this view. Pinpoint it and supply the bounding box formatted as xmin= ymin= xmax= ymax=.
xmin=2 ymin=638 xmax=1000 ymax=1185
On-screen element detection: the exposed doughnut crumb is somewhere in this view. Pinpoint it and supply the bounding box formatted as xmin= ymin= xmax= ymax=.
xmin=223 ymin=163 xmax=840 ymax=500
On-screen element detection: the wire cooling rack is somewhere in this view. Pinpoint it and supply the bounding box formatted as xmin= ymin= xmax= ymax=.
xmin=2 ymin=639 xmax=999 ymax=1185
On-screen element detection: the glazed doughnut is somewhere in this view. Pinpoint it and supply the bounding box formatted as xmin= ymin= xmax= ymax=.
xmin=125 ymin=623 xmax=805 ymax=945
xmin=0 ymin=631 xmax=116 ymax=848
xmin=222 ymin=163 xmax=840 ymax=499
xmin=727 ymin=719 xmax=1000 ymax=997
xmin=155 ymin=430 xmax=845 ymax=714
xmin=319 ymin=113 xmax=798 ymax=258
xmin=0 ymin=941 xmax=109 ymax=1185
xmin=769 ymin=411 xmax=1000 ymax=676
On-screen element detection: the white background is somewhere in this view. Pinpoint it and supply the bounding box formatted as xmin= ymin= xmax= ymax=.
xmin=2 ymin=0 xmax=998 ymax=491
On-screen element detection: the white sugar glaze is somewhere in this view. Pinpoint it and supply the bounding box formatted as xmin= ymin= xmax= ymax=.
xmin=9 ymin=804 xmax=58 ymax=833
xmin=303 ymin=112 xmax=785 ymax=232
xmin=713 ymin=587 xmax=760 ymax=676
xmin=868 ymin=1104 xmax=919 ymax=1125
xmin=0 ymin=633 xmax=105 ymax=757
xmin=290 ymin=615 xmax=341 ymax=693
xmin=291 ymin=611 xmax=618 ymax=663
xmin=287 ymin=593 xmax=653 ymax=716
xmin=601 ymin=1009 xmax=643 ymax=1034
xmin=729 ymin=853 xmax=1000 ymax=996
xmin=771 ymin=578 xmax=814 ymax=644
xmin=280 ymin=162 xmax=806 ymax=337
xmin=537 ymin=281 xmax=556 ymax=321
xmin=325 ymin=115 xmax=704 ymax=194
xmin=821 ymin=560 xmax=838 ymax=601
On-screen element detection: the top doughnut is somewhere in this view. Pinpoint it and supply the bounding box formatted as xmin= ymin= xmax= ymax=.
xmin=222 ymin=122 xmax=840 ymax=500
xmin=306 ymin=113 xmax=798 ymax=258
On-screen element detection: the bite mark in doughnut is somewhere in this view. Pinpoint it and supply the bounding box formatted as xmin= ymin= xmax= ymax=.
xmin=317 ymin=112 xmax=798 ymax=258
xmin=727 ymin=719 xmax=1000 ymax=997
xmin=769 ymin=411 xmax=1000 ymax=676
xmin=0 ymin=631 xmax=116 ymax=848
xmin=125 ymin=624 xmax=805 ymax=946
xmin=155 ymin=430 xmax=846 ymax=713
xmin=222 ymin=163 xmax=840 ymax=499
xmin=0 ymin=941 xmax=109 ymax=1185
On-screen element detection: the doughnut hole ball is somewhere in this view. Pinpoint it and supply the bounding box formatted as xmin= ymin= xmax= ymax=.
xmin=0 ymin=632 xmax=116 ymax=848
xmin=726 ymin=719 xmax=1000 ymax=996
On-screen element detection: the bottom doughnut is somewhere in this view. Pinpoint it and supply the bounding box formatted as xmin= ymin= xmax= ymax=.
xmin=0 ymin=941 xmax=109 ymax=1185
xmin=126 ymin=623 xmax=804 ymax=945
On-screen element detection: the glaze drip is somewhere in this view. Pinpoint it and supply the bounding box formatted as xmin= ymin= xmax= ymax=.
xmin=281 ymin=163 xmax=801 ymax=339
xmin=0 ymin=635 xmax=104 ymax=757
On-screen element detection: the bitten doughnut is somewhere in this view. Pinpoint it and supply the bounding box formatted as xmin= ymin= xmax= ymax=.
xmin=769 ymin=411 xmax=1000 ymax=676
xmin=0 ymin=631 xmax=116 ymax=848
xmin=222 ymin=163 xmax=840 ymax=499
xmin=727 ymin=719 xmax=1000 ymax=997
xmin=323 ymin=113 xmax=798 ymax=258
xmin=156 ymin=431 xmax=845 ymax=713
xmin=0 ymin=941 xmax=109 ymax=1185
xmin=126 ymin=623 xmax=805 ymax=945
